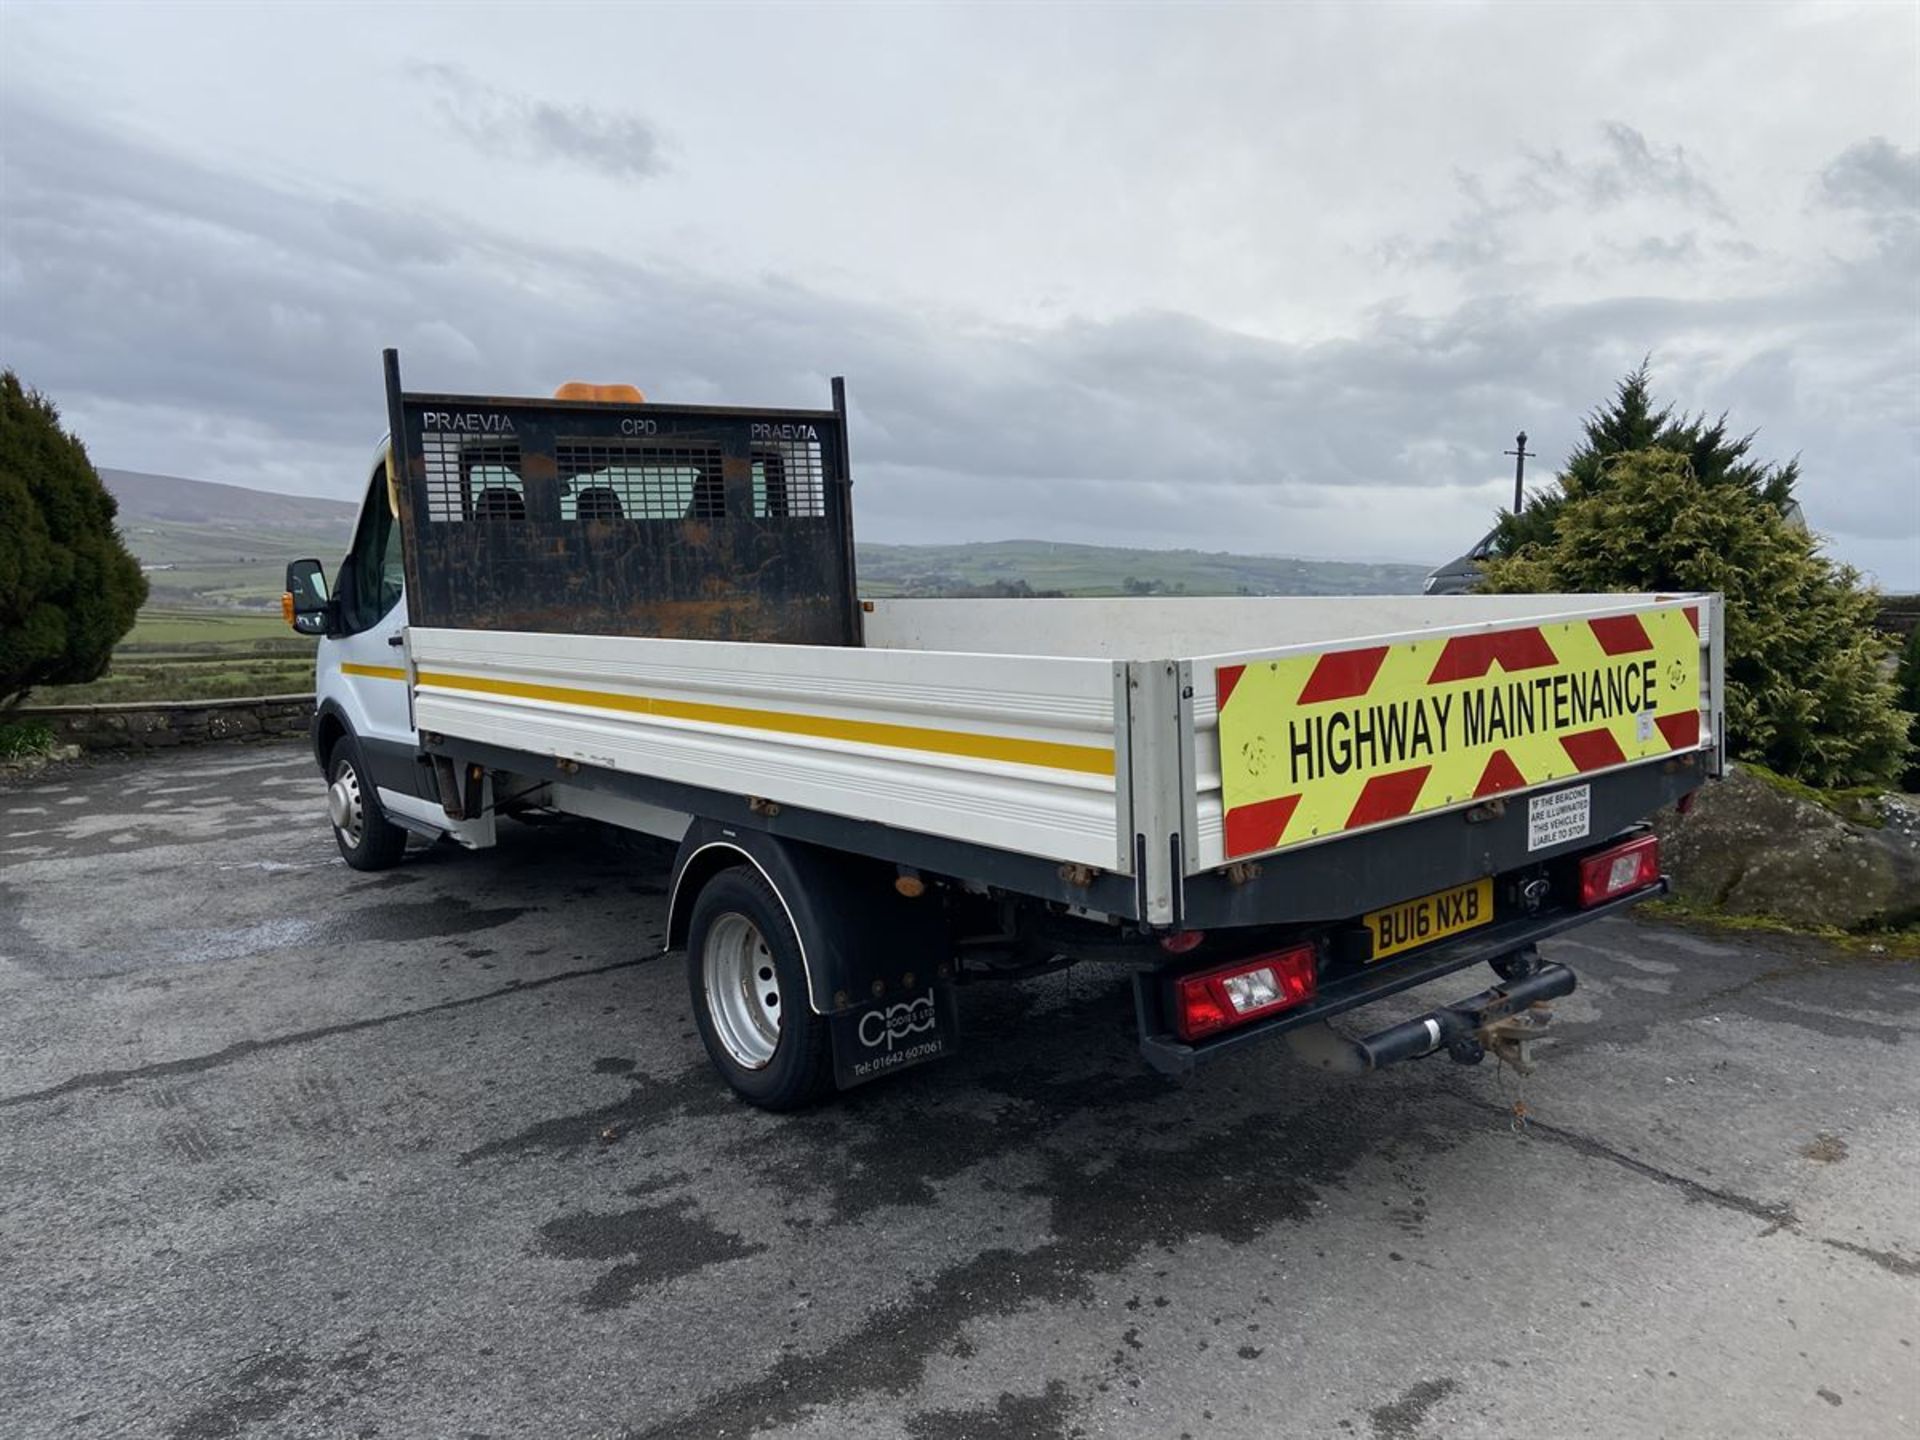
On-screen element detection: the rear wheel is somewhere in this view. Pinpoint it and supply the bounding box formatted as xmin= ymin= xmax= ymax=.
xmin=326 ymin=735 xmax=408 ymax=871
xmin=686 ymin=867 xmax=832 ymax=1110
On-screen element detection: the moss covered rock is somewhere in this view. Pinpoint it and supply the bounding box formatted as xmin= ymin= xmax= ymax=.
xmin=1656 ymin=767 xmax=1920 ymax=930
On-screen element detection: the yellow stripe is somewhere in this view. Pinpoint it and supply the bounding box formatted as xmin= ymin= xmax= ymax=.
xmin=341 ymin=663 xmax=408 ymax=681
xmin=414 ymin=669 xmax=1114 ymax=776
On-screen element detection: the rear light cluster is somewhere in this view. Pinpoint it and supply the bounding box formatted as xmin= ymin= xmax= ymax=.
xmin=1578 ymin=835 xmax=1661 ymax=907
xmin=1174 ymin=944 xmax=1317 ymax=1042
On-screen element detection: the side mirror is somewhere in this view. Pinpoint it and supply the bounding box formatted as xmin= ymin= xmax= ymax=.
xmin=284 ymin=559 xmax=332 ymax=636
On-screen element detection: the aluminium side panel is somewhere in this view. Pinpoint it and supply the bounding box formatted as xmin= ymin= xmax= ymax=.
xmin=409 ymin=628 xmax=1124 ymax=869
xmin=1186 ymin=594 xmax=1716 ymax=872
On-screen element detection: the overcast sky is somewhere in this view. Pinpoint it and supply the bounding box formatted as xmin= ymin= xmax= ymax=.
xmin=2 ymin=1 xmax=1916 ymax=582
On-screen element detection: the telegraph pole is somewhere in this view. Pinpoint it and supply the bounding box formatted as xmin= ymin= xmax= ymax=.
xmin=1504 ymin=431 xmax=1537 ymax=514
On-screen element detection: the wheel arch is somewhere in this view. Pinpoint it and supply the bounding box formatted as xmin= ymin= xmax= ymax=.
xmin=312 ymin=700 xmax=351 ymax=773
xmin=669 ymin=839 xmax=813 ymax=998
xmin=666 ymin=820 xmax=948 ymax=1017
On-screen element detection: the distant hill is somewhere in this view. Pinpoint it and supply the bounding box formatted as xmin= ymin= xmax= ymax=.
xmin=94 ymin=469 xmax=1431 ymax=609
xmin=101 ymin=469 xmax=356 ymax=609
xmin=858 ymin=539 xmax=1430 ymax=598
xmin=100 ymin=468 xmax=357 ymax=528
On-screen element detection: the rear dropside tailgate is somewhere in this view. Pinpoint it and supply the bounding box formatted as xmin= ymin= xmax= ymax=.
xmin=1189 ymin=594 xmax=1720 ymax=871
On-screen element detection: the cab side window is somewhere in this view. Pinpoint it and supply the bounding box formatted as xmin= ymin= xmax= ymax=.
xmin=336 ymin=463 xmax=403 ymax=634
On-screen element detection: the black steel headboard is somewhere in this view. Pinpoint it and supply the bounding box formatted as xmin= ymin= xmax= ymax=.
xmin=384 ymin=349 xmax=862 ymax=646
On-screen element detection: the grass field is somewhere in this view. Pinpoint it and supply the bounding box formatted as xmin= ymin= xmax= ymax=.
xmin=34 ymin=609 xmax=317 ymax=705
xmin=126 ymin=515 xmax=352 ymax=610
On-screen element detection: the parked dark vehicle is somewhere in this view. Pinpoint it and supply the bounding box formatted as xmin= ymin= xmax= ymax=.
xmin=1424 ymin=528 xmax=1499 ymax=595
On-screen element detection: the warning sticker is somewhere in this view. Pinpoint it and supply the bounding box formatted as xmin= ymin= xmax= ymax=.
xmin=1215 ymin=606 xmax=1702 ymax=859
xmin=1527 ymin=785 xmax=1591 ymax=851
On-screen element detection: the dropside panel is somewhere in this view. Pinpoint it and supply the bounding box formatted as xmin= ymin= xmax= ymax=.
xmin=861 ymin=594 xmax=1701 ymax=660
xmin=409 ymin=627 xmax=1126 ymax=870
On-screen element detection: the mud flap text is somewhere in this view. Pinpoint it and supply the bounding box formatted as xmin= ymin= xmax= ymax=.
xmin=830 ymin=984 xmax=959 ymax=1089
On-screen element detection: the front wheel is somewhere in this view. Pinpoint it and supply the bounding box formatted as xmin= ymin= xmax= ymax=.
xmin=686 ymin=867 xmax=832 ymax=1111
xmin=326 ymin=735 xmax=408 ymax=871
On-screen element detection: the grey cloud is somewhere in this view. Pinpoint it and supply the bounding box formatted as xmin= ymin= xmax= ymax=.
xmin=1382 ymin=124 xmax=1728 ymax=275
xmin=1817 ymin=137 xmax=1920 ymax=216
xmin=1519 ymin=123 xmax=1729 ymax=221
xmin=325 ymin=198 xmax=461 ymax=268
xmin=1602 ymin=123 xmax=1726 ymax=217
xmin=1 ymin=97 xmax=1913 ymax=583
xmin=1815 ymin=138 xmax=1919 ymax=286
xmin=1614 ymin=232 xmax=1701 ymax=265
xmin=416 ymin=62 xmax=667 ymax=180
xmin=1375 ymin=169 xmax=1514 ymax=272
xmin=1810 ymin=139 xmax=1920 ymax=302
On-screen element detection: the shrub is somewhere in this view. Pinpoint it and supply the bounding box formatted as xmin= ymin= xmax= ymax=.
xmin=0 ymin=371 xmax=147 ymax=707
xmin=1480 ymin=448 xmax=1909 ymax=789
xmin=1896 ymin=626 xmax=1920 ymax=793
xmin=0 ymin=718 xmax=57 ymax=761
xmin=1496 ymin=363 xmax=1799 ymax=556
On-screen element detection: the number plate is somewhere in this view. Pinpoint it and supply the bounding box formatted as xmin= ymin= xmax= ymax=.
xmin=1364 ymin=877 xmax=1494 ymax=963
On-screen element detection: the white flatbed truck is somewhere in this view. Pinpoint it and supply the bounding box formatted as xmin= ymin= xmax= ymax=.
xmin=286 ymin=351 xmax=1725 ymax=1109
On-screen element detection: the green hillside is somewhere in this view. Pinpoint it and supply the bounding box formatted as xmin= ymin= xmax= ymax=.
xmin=31 ymin=608 xmax=317 ymax=705
xmin=123 ymin=516 xmax=360 ymax=608
xmin=104 ymin=467 xmax=358 ymax=611
xmin=857 ymin=539 xmax=1429 ymax=598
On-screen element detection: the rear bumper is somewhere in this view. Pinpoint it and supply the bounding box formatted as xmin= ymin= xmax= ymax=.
xmin=1133 ymin=880 xmax=1664 ymax=1074
xmin=1177 ymin=757 xmax=1702 ymax=930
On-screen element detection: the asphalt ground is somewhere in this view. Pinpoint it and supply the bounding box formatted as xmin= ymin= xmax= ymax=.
xmin=1 ymin=743 xmax=1915 ymax=1440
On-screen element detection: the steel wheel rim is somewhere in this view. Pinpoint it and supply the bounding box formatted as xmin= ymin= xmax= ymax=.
xmin=703 ymin=912 xmax=781 ymax=1070
xmin=328 ymin=759 xmax=365 ymax=848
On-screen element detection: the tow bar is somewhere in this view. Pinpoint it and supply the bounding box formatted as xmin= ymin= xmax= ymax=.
xmin=1139 ymin=893 xmax=1665 ymax=1077
xmin=1287 ymin=953 xmax=1577 ymax=1074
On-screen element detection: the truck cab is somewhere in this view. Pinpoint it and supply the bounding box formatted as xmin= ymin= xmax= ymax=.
xmin=288 ymin=448 xmax=487 ymax=867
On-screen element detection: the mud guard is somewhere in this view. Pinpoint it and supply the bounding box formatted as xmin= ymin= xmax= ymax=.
xmin=829 ymin=984 xmax=961 ymax=1090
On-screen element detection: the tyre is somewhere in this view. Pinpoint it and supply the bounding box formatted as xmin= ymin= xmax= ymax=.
xmin=326 ymin=734 xmax=409 ymax=871
xmin=686 ymin=866 xmax=832 ymax=1111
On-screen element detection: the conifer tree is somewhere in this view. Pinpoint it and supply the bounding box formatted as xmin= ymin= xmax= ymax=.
xmin=0 ymin=371 xmax=148 ymax=706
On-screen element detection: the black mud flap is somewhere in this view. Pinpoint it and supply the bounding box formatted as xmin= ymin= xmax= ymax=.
xmin=830 ymin=983 xmax=960 ymax=1090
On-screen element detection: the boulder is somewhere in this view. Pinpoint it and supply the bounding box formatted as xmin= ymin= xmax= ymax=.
xmin=1656 ymin=766 xmax=1920 ymax=930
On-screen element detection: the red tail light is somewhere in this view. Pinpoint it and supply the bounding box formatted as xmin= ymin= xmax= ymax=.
xmin=1578 ymin=835 xmax=1661 ymax=907
xmin=1174 ymin=944 xmax=1317 ymax=1041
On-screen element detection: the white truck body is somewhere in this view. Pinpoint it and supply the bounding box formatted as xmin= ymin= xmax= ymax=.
xmin=406 ymin=593 xmax=1721 ymax=923
xmin=287 ymin=355 xmax=1725 ymax=1105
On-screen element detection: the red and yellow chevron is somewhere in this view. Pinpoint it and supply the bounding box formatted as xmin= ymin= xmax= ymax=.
xmin=1216 ymin=605 xmax=1704 ymax=859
